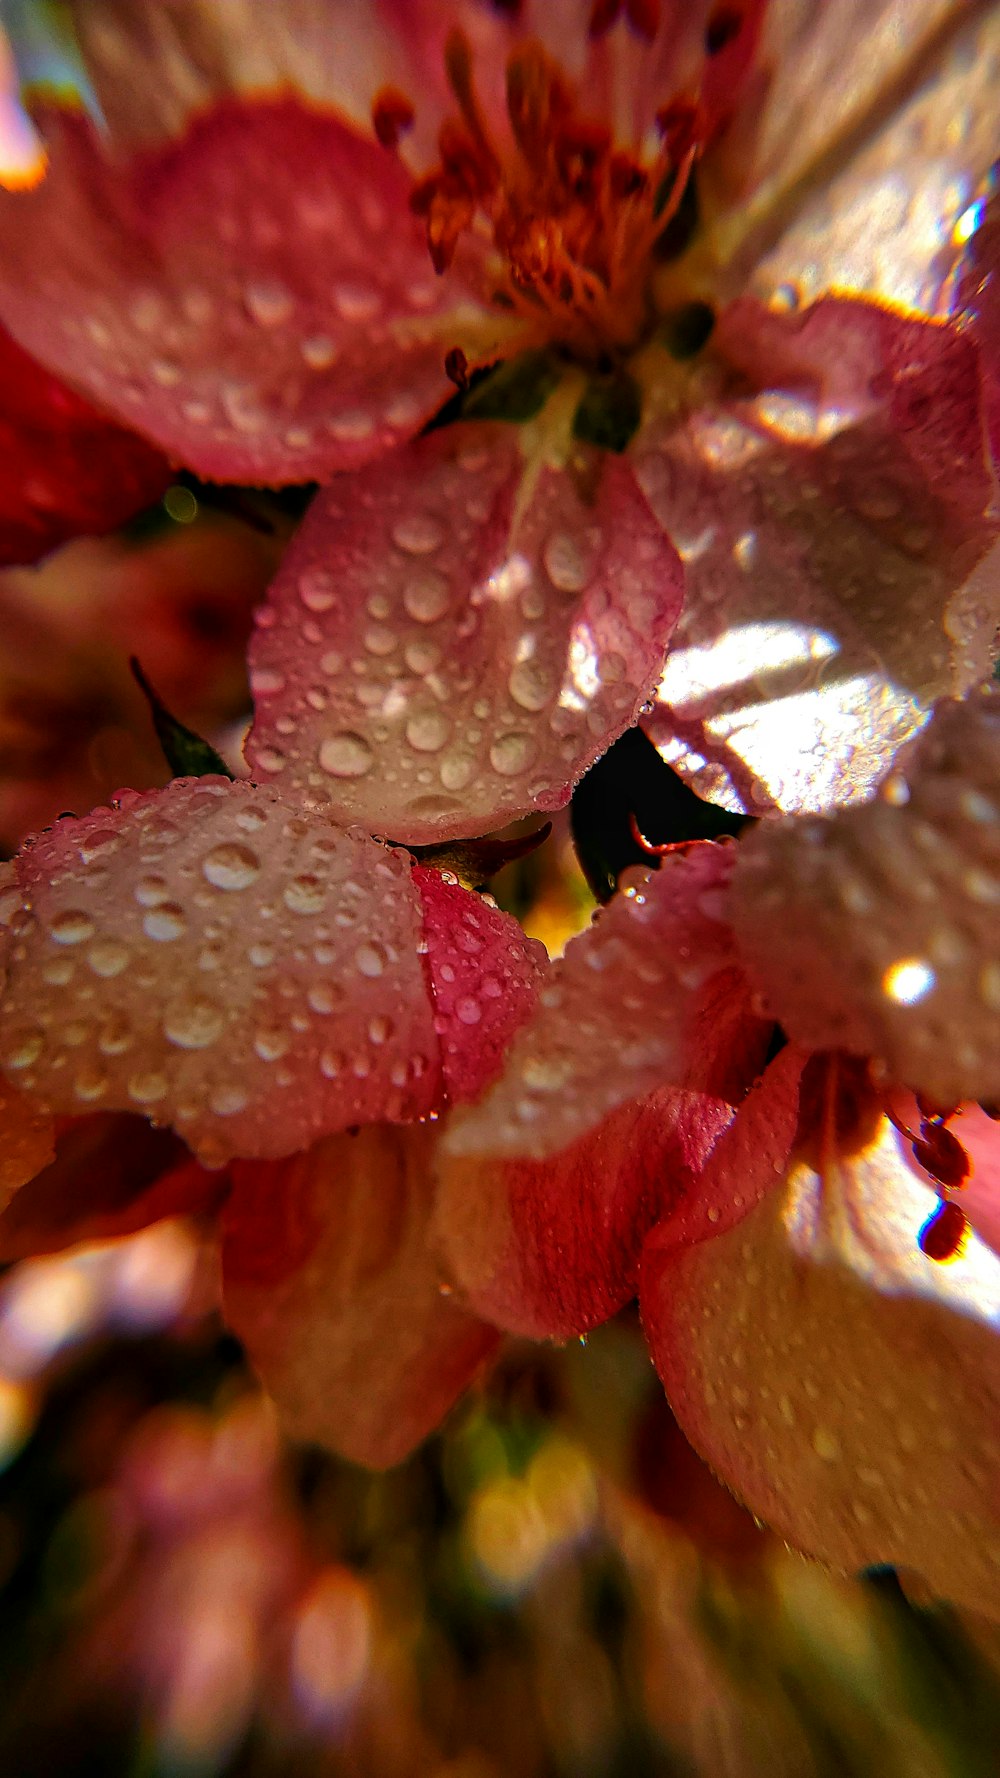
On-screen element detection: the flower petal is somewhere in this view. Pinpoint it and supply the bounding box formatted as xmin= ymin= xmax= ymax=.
xmin=446 ymin=840 xmax=767 ymax=1161
xmin=437 ymin=1087 xmax=736 ymax=1341
xmin=222 ymin=1123 xmax=500 ymax=1468
xmin=0 ymin=1113 xmax=222 ymax=1262
xmin=245 ymin=421 xmax=684 ymax=841
xmin=0 ymin=100 xmax=480 ymax=483
xmin=0 ymin=1075 xmax=55 ymax=1213
xmin=636 ymin=297 xmax=998 ymax=815
xmin=641 ymin=1113 xmax=1000 ymax=1615
xmin=0 ymin=778 xmax=439 ymax=1163
xmin=413 ymin=864 xmax=546 ymax=1105
xmin=730 ymin=692 xmax=1000 ymax=1106
xmin=0 ymin=323 xmax=170 ymax=566
xmin=744 ymin=1 xmax=1000 ymax=315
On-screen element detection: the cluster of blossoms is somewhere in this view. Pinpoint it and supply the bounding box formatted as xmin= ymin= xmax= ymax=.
xmin=0 ymin=0 xmax=998 ymax=1617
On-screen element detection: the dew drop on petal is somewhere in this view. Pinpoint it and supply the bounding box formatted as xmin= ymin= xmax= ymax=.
xmin=201 ymin=843 xmax=261 ymax=891
xmin=319 ymin=732 xmax=375 ymax=779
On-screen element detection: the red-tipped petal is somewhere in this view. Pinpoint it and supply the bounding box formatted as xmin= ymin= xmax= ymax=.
xmin=445 ymin=841 xmax=767 ymax=1162
xmin=413 ymin=864 xmax=546 ymax=1105
xmin=0 ymin=101 xmax=481 ymax=484
xmin=0 ymin=1075 xmax=55 ymax=1214
xmin=0 ymin=778 xmax=439 ymax=1164
xmin=0 ymin=324 xmax=170 ymax=566
xmin=642 ymin=1112 xmax=1000 ymax=1615
xmin=245 ymin=421 xmax=684 ymax=842
xmin=223 ymin=1123 xmax=500 ymax=1468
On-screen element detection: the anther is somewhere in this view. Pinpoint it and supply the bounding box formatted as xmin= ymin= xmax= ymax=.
xmin=918 ymin=1198 xmax=969 ymax=1264
xmin=444 ymin=347 xmax=469 ymax=390
xmin=371 ymin=87 xmax=415 ymax=150
xmin=705 ymin=5 xmax=745 ymax=55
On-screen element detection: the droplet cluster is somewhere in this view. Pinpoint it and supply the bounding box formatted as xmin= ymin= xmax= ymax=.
xmin=446 ymin=841 xmax=742 ymax=1160
xmin=0 ymin=778 xmax=438 ymax=1164
xmin=645 ymin=1115 xmax=1000 ymax=1615
xmin=246 ymin=421 xmax=682 ymax=843
xmin=0 ymin=101 xmax=458 ymax=484
xmin=412 ymin=866 xmax=546 ymax=1105
xmin=731 ymin=693 xmax=1000 ymax=1105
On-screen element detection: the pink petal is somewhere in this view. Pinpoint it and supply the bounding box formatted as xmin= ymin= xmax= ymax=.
xmin=0 ymin=1114 xmax=223 ymax=1262
xmin=0 ymin=778 xmax=439 ymax=1164
xmin=445 ymin=840 xmax=767 ymax=1162
xmin=222 ymin=1123 xmax=500 ymax=1468
xmin=245 ymin=421 xmax=684 ymax=842
xmin=642 ymin=1111 xmax=1000 ymax=1615
xmin=413 ymin=865 xmax=546 ymax=1106
xmin=745 ymin=3 xmax=1000 ymax=315
xmin=647 ymin=1042 xmax=811 ymax=1256
xmin=636 ymin=296 xmax=998 ymax=815
xmin=0 ymin=323 xmax=170 ymax=566
xmin=730 ymin=692 xmax=1000 ymax=1107
xmin=437 ymin=1086 xmax=736 ymax=1341
xmin=0 ymin=100 xmax=482 ymax=483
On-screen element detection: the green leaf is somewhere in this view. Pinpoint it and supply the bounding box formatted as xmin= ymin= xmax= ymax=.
xmin=572 ymin=371 xmax=643 ymax=454
xmin=130 ymin=658 xmax=235 ymax=781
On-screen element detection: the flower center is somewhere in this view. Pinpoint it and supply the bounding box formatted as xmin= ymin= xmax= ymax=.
xmin=407 ymin=32 xmax=700 ymax=364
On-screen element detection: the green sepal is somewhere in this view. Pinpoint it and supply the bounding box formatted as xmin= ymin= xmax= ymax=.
xmin=130 ymin=658 xmax=235 ymax=782
xmin=660 ymin=300 xmax=715 ymax=360
xmin=425 ymin=350 xmax=563 ymax=433
xmin=572 ymin=370 xmax=643 ymax=454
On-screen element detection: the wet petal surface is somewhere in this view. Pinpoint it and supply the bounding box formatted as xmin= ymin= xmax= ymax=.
xmin=0 ymin=101 xmax=479 ymax=483
xmin=246 ymin=422 xmax=683 ymax=841
xmin=637 ymin=297 xmax=998 ymax=815
xmin=642 ymin=1112 xmax=1000 ymax=1614
xmin=730 ymin=693 xmax=1000 ymax=1106
xmin=223 ymin=1123 xmax=500 ymax=1468
xmin=0 ymin=778 xmax=438 ymax=1163
xmin=414 ymin=865 xmax=546 ymax=1106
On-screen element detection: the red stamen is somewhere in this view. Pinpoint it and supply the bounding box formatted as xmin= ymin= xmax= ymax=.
xmin=918 ymin=1199 xmax=969 ymax=1264
xmin=912 ymin=1122 xmax=970 ymax=1191
xmin=654 ymin=98 xmax=702 ymax=162
xmin=371 ymin=86 xmax=415 ymax=150
xmin=609 ymin=153 xmax=649 ymax=200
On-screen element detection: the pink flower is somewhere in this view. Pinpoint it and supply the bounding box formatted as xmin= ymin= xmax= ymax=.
xmin=0 ymin=1 xmax=996 ymax=835
xmin=439 ymin=691 xmax=1000 ymax=1611
xmin=0 ymin=773 xmax=547 ymax=1463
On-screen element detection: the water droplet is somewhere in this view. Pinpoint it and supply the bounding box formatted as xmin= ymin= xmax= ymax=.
xmin=406 ymin=710 xmax=451 ymax=753
xmin=74 ymin=1064 xmax=107 ymax=1102
xmin=319 ymin=732 xmax=374 ymax=778
xmin=1 ymin=1026 xmax=44 ymax=1068
xmin=455 ymin=996 xmax=482 ymax=1025
xmin=250 ymin=666 xmax=286 ymax=697
xmin=301 ymin=333 xmax=337 ymax=369
xmin=50 ymin=909 xmax=96 ymax=946
xmin=299 ymin=568 xmax=337 ymax=613
xmin=202 ymin=843 xmax=261 ymax=891
xmin=440 ymin=751 xmax=475 ymax=792
xmin=355 ymin=941 xmax=386 ymax=978
xmin=87 ymin=939 xmax=131 ymax=978
xmin=209 ymin=1082 xmax=249 ymax=1117
xmin=284 ymin=874 xmax=326 ymax=914
xmin=135 ymin=874 xmax=168 ymax=908
xmin=244 ymin=277 xmax=294 ymax=326
xmin=489 ymin=731 xmax=534 ymax=776
xmin=128 ymin=1070 xmax=169 ymax=1104
xmin=333 ymin=282 xmax=381 ymax=322
xmin=508 ymin=661 xmax=552 ymax=712
xmin=254 ymin=1025 xmax=290 ymax=1062
xmin=319 ymin=1049 xmax=344 ymax=1079
xmin=307 ymin=981 xmax=341 ymax=1015
xmin=402 ymin=569 xmax=450 ymax=624
xmin=368 ymin=1013 xmax=393 ymax=1045
xmin=393 ymin=512 xmax=445 ymax=555
xmin=164 ymin=996 xmax=225 ymax=1049
xmin=544 ymin=531 xmax=591 ymax=592
xmin=78 ymin=829 xmax=119 ymax=864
